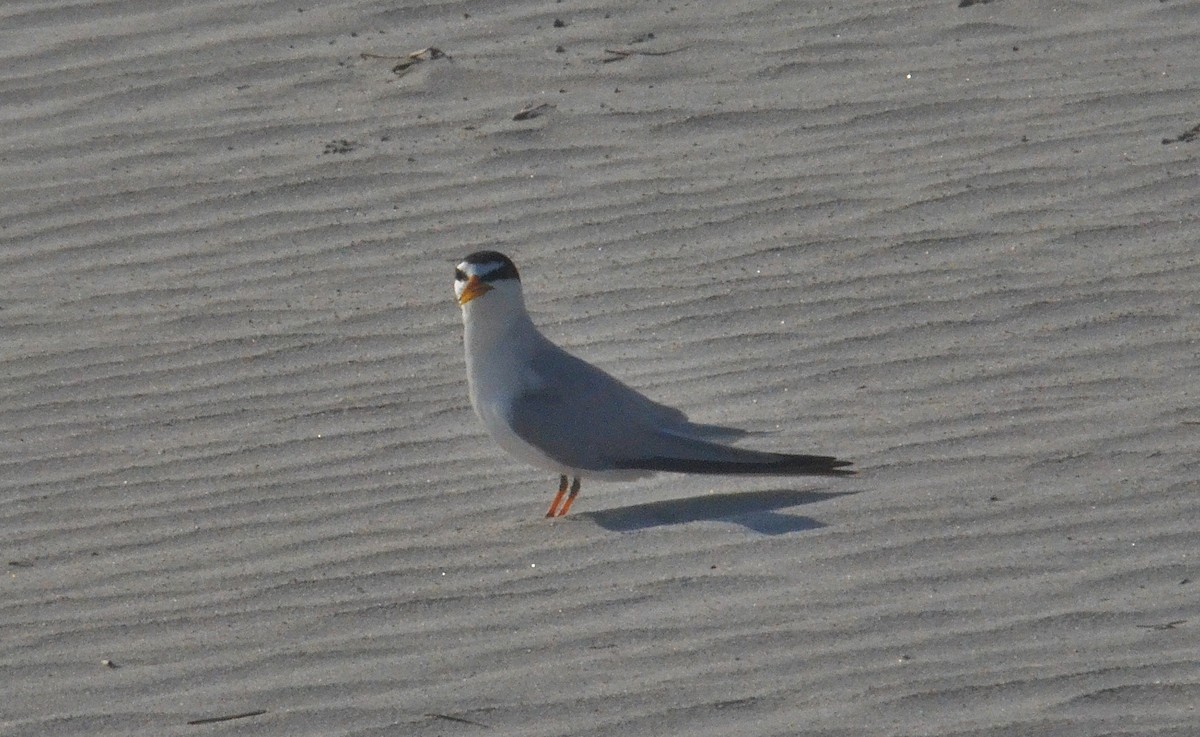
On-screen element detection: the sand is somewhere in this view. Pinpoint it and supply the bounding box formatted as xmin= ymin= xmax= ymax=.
xmin=2 ymin=1 xmax=1197 ymax=735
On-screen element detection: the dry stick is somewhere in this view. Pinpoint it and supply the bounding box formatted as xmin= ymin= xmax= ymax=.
xmin=1135 ymin=620 xmax=1187 ymax=631
xmin=187 ymin=710 xmax=268 ymax=726
xmin=513 ymin=103 xmax=554 ymax=121
xmin=1162 ymin=121 xmax=1200 ymax=145
xmin=361 ymin=48 xmax=450 ymax=77
xmin=425 ymin=712 xmax=491 ymax=728
xmin=601 ymin=46 xmax=689 ymax=63
xmin=360 ymin=48 xmax=449 ymax=62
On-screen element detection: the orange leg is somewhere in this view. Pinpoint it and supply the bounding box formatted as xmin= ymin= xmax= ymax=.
xmin=545 ymin=475 xmax=569 ymax=517
xmin=554 ymin=477 xmax=582 ymax=517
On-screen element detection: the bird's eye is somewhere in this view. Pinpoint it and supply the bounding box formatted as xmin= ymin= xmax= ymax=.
xmin=454 ymin=268 xmax=467 ymax=281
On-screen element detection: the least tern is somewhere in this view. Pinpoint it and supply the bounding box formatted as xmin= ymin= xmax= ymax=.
xmin=455 ymin=250 xmax=853 ymax=517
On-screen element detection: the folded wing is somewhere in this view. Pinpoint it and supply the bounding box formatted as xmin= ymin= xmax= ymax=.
xmin=506 ymin=337 xmax=852 ymax=476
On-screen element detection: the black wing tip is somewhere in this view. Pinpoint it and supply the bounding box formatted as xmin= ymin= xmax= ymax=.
xmin=619 ymin=455 xmax=856 ymax=477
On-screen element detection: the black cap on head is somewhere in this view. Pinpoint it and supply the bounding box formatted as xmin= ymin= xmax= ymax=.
xmin=461 ymin=250 xmax=520 ymax=282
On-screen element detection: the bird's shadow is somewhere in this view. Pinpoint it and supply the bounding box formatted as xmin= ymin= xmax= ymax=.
xmin=580 ymin=489 xmax=858 ymax=535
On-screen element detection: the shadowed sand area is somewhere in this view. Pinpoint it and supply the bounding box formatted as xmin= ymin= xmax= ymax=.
xmin=2 ymin=1 xmax=1197 ymax=735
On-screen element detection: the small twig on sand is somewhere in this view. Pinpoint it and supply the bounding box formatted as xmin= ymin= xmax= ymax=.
xmin=425 ymin=712 xmax=491 ymax=728
xmin=513 ymin=103 xmax=555 ymax=121
xmin=361 ymin=47 xmax=450 ymax=77
xmin=187 ymin=710 xmax=268 ymax=725
xmin=1135 ymin=620 xmax=1187 ymax=631
xmin=602 ymin=46 xmax=689 ymax=63
xmin=1162 ymin=121 xmax=1200 ymax=145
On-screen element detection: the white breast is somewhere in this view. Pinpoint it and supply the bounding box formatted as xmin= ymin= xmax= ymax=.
xmin=459 ymin=282 xmax=650 ymax=482
xmin=462 ymin=297 xmax=571 ymax=476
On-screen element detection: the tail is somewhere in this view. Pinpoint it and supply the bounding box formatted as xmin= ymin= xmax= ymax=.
xmin=615 ymin=449 xmax=854 ymax=477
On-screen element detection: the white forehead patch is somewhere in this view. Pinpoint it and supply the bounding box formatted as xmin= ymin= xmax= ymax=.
xmin=458 ymin=260 xmax=505 ymax=278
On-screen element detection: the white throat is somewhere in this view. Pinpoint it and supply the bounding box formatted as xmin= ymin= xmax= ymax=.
xmin=460 ymin=279 xmax=538 ymax=404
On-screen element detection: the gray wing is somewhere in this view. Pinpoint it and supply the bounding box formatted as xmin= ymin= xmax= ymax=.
xmin=507 ymin=337 xmax=853 ymax=476
xmin=505 ymin=336 xmax=704 ymax=470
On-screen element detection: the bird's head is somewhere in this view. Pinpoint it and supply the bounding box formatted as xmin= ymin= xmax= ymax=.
xmin=454 ymin=251 xmax=522 ymax=309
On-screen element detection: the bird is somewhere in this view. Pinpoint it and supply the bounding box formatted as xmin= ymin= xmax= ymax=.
xmin=454 ymin=250 xmax=853 ymax=517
